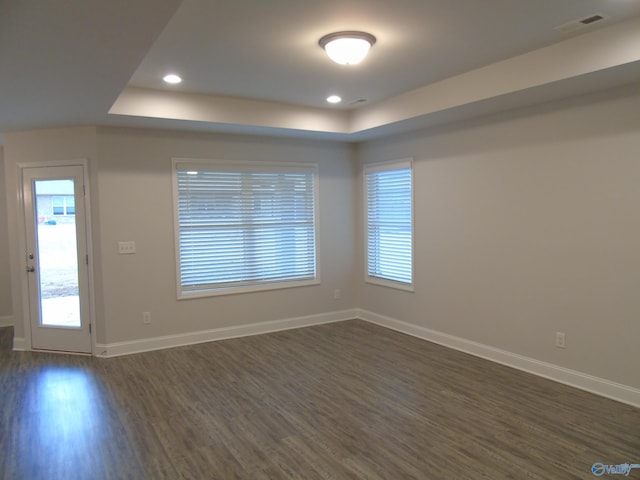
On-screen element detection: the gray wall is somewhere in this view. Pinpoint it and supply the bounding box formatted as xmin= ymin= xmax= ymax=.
xmin=94 ymin=128 xmax=357 ymax=344
xmin=0 ymin=147 xmax=13 ymax=324
xmin=3 ymin=84 xmax=638 ymax=393
xmin=356 ymin=85 xmax=640 ymax=389
xmin=4 ymin=127 xmax=357 ymax=345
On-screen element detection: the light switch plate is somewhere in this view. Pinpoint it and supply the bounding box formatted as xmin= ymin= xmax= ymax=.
xmin=118 ymin=241 xmax=136 ymax=254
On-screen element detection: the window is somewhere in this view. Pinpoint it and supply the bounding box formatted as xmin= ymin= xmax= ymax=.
xmin=365 ymin=159 xmax=413 ymax=289
xmin=52 ymin=196 xmax=75 ymax=215
xmin=173 ymin=159 xmax=319 ymax=297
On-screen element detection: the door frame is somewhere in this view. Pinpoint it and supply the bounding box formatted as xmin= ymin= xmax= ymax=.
xmin=17 ymin=159 xmax=96 ymax=354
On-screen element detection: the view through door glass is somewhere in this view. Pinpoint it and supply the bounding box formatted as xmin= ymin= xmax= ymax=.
xmin=34 ymin=179 xmax=80 ymax=328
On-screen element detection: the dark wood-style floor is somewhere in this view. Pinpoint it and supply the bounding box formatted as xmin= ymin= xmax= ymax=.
xmin=0 ymin=320 xmax=638 ymax=479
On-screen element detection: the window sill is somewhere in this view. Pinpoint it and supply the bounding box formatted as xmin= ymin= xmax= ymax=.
xmin=178 ymin=278 xmax=320 ymax=300
xmin=365 ymin=276 xmax=414 ymax=293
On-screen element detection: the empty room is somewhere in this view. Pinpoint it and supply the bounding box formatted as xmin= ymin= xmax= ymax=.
xmin=1 ymin=1 xmax=639 ymax=478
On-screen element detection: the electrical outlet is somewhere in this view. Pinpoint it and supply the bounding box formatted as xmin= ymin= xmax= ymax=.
xmin=555 ymin=332 xmax=566 ymax=349
xmin=334 ymin=289 xmax=341 ymax=300
xmin=143 ymin=312 xmax=151 ymax=325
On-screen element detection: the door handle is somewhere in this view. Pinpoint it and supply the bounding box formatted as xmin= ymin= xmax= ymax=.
xmin=26 ymin=266 xmax=35 ymax=273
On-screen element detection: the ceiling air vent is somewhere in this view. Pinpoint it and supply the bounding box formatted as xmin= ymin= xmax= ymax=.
xmin=580 ymin=14 xmax=604 ymax=25
xmin=554 ymin=13 xmax=609 ymax=34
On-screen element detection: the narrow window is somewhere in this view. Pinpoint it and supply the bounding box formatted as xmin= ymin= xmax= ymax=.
xmin=365 ymin=159 xmax=413 ymax=289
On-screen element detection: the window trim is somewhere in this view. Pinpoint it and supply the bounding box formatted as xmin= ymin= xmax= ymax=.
xmin=172 ymin=157 xmax=321 ymax=299
xmin=363 ymin=158 xmax=414 ymax=292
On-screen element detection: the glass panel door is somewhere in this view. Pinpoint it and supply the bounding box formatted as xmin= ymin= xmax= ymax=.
xmin=23 ymin=166 xmax=92 ymax=354
xmin=34 ymin=180 xmax=81 ymax=328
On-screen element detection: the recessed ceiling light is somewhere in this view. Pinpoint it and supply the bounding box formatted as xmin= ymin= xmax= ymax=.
xmin=319 ymin=31 xmax=376 ymax=65
xmin=326 ymin=95 xmax=342 ymax=104
xmin=163 ymin=74 xmax=182 ymax=84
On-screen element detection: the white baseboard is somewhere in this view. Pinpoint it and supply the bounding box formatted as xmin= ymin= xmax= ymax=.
xmin=13 ymin=337 xmax=26 ymax=351
xmin=0 ymin=316 xmax=26 ymax=351
xmin=28 ymin=304 xmax=640 ymax=407
xmin=355 ymin=309 xmax=640 ymax=409
xmin=96 ymin=309 xmax=359 ymax=358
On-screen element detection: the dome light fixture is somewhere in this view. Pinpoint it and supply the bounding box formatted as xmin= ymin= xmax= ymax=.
xmin=319 ymin=31 xmax=376 ymax=65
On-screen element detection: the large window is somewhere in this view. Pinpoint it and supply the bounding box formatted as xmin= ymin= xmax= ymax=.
xmin=173 ymin=159 xmax=319 ymax=298
xmin=365 ymin=159 xmax=413 ymax=289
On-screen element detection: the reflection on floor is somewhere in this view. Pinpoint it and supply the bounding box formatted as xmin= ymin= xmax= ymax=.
xmin=1 ymin=329 xmax=140 ymax=478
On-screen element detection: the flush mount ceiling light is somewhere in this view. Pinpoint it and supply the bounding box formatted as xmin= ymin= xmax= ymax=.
xmin=326 ymin=95 xmax=342 ymax=104
xmin=319 ymin=31 xmax=376 ymax=65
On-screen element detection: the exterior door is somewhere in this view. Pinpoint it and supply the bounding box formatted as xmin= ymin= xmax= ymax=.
xmin=22 ymin=165 xmax=92 ymax=353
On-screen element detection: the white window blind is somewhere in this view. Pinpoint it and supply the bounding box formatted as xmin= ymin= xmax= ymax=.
xmin=174 ymin=160 xmax=318 ymax=296
xmin=365 ymin=160 xmax=413 ymax=286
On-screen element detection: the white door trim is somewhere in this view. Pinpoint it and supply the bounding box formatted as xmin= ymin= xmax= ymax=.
xmin=17 ymin=159 xmax=96 ymax=354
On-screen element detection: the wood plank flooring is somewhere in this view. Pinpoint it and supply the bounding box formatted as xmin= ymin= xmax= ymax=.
xmin=1 ymin=320 xmax=638 ymax=479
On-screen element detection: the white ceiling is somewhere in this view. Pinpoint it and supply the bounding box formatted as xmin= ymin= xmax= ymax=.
xmin=1 ymin=0 xmax=640 ymax=142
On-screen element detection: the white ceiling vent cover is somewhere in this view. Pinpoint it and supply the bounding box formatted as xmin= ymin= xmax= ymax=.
xmin=555 ymin=13 xmax=609 ymax=34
